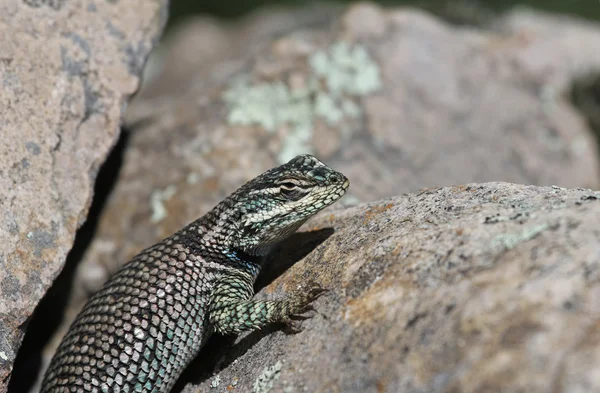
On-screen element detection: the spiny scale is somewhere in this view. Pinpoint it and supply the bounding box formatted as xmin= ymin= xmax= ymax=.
xmin=41 ymin=155 xmax=349 ymax=393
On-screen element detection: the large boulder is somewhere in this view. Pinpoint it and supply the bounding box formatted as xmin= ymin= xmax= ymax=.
xmin=183 ymin=182 xmax=600 ymax=393
xmin=0 ymin=0 xmax=167 ymax=391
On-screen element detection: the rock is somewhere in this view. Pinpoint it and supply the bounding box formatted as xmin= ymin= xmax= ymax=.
xmin=126 ymin=4 xmax=343 ymax=125
xmin=183 ymin=182 xmax=600 ymax=393
xmin=0 ymin=0 xmax=167 ymax=391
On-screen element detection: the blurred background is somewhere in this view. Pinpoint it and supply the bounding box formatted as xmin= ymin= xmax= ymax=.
xmin=128 ymin=0 xmax=600 ymax=202
xmin=166 ymin=0 xmax=600 ymax=26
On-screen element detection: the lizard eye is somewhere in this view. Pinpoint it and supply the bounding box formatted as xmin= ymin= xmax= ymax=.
xmin=279 ymin=181 xmax=306 ymax=201
xmin=280 ymin=182 xmax=297 ymax=190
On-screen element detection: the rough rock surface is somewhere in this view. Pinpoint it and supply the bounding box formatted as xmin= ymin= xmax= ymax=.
xmin=0 ymin=0 xmax=167 ymax=391
xmin=183 ymin=182 xmax=600 ymax=393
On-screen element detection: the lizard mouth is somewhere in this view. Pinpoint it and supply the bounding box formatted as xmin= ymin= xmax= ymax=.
xmin=342 ymin=178 xmax=350 ymax=190
xmin=336 ymin=176 xmax=350 ymax=196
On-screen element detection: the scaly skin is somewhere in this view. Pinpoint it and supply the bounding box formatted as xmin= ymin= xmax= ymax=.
xmin=41 ymin=154 xmax=349 ymax=393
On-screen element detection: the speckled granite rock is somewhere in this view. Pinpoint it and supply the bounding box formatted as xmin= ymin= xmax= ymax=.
xmin=184 ymin=182 xmax=600 ymax=393
xmin=0 ymin=0 xmax=167 ymax=391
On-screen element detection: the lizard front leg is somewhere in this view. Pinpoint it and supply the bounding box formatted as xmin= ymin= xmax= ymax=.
xmin=208 ymin=271 xmax=325 ymax=335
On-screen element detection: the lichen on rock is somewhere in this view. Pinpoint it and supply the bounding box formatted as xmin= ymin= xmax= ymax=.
xmin=223 ymin=41 xmax=382 ymax=162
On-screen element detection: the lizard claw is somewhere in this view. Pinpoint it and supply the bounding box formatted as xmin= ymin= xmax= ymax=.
xmin=279 ymin=282 xmax=330 ymax=334
xmin=281 ymin=315 xmax=304 ymax=334
xmin=289 ymin=282 xmax=329 ymax=316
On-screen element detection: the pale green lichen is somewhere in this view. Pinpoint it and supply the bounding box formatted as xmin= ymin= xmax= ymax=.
xmin=341 ymin=98 xmax=362 ymax=118
xmin=491 ymin=223 xmax=549 ymax=250
xmin=223 ymin=41 xmax=382 ymax=163
xmin=149 ymin=184 xmax=177 ymax=223
xmin=313 ymin=92 xmax=344 ymax=125
xmin=252 ymin=361 xmax=283 ymax=393
xmin=309 ymin=41 xmax=382 ymax=96
xmin=278 ymin=122 xmax=313 ymax=166
xmin=210 ymin=375 xmax=221 ymax=388
xmin=224 ymin=78 xmax=313 ymax=133
xmin=186 ymin=172 xmax=199 ymax=185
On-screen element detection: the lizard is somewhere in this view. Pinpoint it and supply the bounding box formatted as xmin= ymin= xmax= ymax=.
xmin=40 ymin=154 xmax=349 ymax=393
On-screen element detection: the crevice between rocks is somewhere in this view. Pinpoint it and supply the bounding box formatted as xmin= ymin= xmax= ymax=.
xmin=7 ymin=130 xmax=131 ymax=393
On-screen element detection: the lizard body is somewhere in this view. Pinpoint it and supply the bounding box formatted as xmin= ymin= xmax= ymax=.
xmin=40 ymin=154 xmax=348 ymax=393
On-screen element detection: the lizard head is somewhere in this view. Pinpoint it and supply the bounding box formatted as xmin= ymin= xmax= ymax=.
xmin=230 ymin=154 xmax=349 ymax=255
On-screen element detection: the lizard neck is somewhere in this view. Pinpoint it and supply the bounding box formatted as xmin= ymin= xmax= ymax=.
xmin=186 ymin=197 xmax=242 ymax=250
xmin=179 ymin=198 xmax=266 ymax=277
xmin=185 ymin=192 xmax=283 ymax=257
xmin=223 ymin=248 xmax=263 ymax=279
